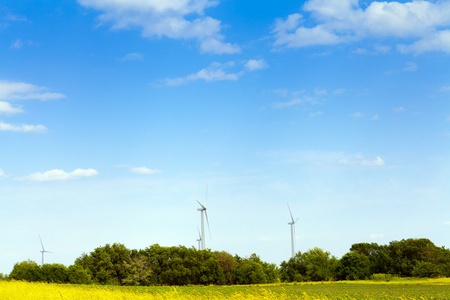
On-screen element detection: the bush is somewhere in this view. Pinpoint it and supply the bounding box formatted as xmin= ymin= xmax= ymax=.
xmin=412 ymin=262 xmax=444 ymax=278
xmin=335 ymin=252 xmax=371 ymax=280
xmin=67 ymin=265 xmax=92 ymax=284
xmin=9 ymin=260 xmax=42 ymax=282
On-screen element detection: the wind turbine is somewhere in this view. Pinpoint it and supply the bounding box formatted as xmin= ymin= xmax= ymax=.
xmin=287 ymin=205 xmax=299 ymax=258
xmin=39 ymin=236 xmax=51 ymax=265
xmin=196 ymin=186 xmax=211 ymax=250
xmin=196 ymin=227 xmax=202 ymax=250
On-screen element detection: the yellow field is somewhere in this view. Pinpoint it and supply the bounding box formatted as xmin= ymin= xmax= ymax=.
xmin=0 ymin=281 xmax=296 ymax=300
xmin=2 ymin=279 xmax=450 ymax=300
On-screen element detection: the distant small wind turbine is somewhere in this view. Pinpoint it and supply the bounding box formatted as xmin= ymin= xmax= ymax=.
xmin=287 ymin=205 xmax=299 ymax=258
xmin=197 ymin=186 xmax=211 ymax=250
xmin=39 ymin=236 xmax=51 ymax=265
xmin=196 ymin=227 xmax=202 ymax=250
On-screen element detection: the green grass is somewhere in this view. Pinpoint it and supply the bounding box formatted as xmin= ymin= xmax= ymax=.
xmin=114 ymin=278 xmax=450 ymax=299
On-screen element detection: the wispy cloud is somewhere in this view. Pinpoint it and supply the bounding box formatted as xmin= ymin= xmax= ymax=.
xmin=271 ymin=88 xmax=320 ymax=109
xmin=0 ymin=122 xmax=47 ymax=133
xmin=350 ymin=112 xmax=363 ymax=118
xmin=272 ymin=0 xmax=450 ymax=54
xmin=116 ymin=164 xmax=161 ymax=175
xmin=0 ymin=80 xmax=66 ymax=101
xmin=130 ymin=166 xmax=161 ymax=175
xmin=266 ymin=150 xmax=386 ymax=168
xmin=0 ymin=168 xmax=5 ymax=178
xmin=162 ymin=61 xmax=240 ymax=86
xmin=10 ymin=39 xmax=34 ymax=49
xmin=78 ymin=0 xmax=240 ymax=55
xmin=393 ymin=106 xmax=405 ymax=113
xmin=118 ymin=52 xmax=144 ymax=61
xmin=19 ymin=168 xmax=98 ymax=182
xmin=244 ymin=59 xmax=268 ymax=72
xmin=404 ymin=62 xmax=418 ymax=72
xmin=0 ymin=101 xmax=23 ymax=115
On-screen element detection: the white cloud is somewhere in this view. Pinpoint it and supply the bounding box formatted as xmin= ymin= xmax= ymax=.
xmin=0 ymin=101 xmax=23 ymax=115
xmin=272 ymin=97 xmax=308 ymax=109
xmin=272 ymin=88 xmax=319 ymax=109
xmin=273 ymin=0 xmax=450 ymax=54
xmin=333 ymin=88 xmax=346 ymax=94
xmin=361 ymin=156 xmax=385 ymax=166
xmin=309 ymin=111 xmax=323 ymax=117
xmin=118 ymin=52 xmax=144 ymax=61
xmin=372 ymin=114 xmax=379 ymax=120
xmin=0 ymin=168 xmax=5 ymax=178
xmin=78 ymin=0 xmax=240 ymax=54
xmin=21 ymin=168 xmax=98 ymax=182
xmin=0 ymin=122 xmax=47 ymax=133
xmin=0 ymin=80 xmax=66 ymax=101
xmin=162 ymin=61 xmax=240 ymax=86
xmin=350 ymin=112 xmax=363 ymax=118
xmin=404 ymin=61 xmax=418 ymax=72
xmin=11 ymin=39 xmax=23 ymax=49
xmin=200 ymin=38 xmax=240 ymax=54
xmin=444 ymin=221 xmax=450 ymax=225
xmin=393 ymin=106 xmax=405 ymax=112
xmin=130 ymin=166 xmax=161 ymax=175
xmin=244 ymin=59 xmax=268 ymax=72
xmin=440 ymin=85 xmax=450 ymax=92
xmin=398 ymin=30 xmax=450 ymax=54
xmin=267 ymin=150 xmax=386 ymax=168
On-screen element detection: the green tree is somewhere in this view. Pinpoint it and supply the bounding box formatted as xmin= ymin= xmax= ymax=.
xmin=41 ymin=263 xmax=68 ymax=283
xmin=75 ymin=243 xmax=131 ymax=285
xmin=335 ymin=251 xmax=371 ymax=280
xmin=350 ymin=242 xmax=389 ymax=274
xmin=9 ymin=260 xmax=42 ymax=282
xmin=122 ymin=252 xmax=154 ymax=286
xmin=386 ymin=238 xmax=449 ymax=277
xmin=215 ymin=251 xmax=237 ymax=284
xmin=67 ymin=264 xmax=92 ymax=284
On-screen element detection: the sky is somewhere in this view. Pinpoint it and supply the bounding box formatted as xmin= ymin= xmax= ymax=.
xmin=1 ymin=0 xmax=450 ymax=274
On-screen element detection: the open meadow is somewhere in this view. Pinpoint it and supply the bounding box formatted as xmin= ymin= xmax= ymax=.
xmin=2 ymin=278 xmax=450 ymax=300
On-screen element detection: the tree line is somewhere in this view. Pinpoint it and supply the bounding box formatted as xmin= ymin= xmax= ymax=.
xmin=5 ymin=238 xmax=450 ymax=285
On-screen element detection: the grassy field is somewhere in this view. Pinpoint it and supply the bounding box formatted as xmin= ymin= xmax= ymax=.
xmin=1 ymin=278 xmax=450 ymax=299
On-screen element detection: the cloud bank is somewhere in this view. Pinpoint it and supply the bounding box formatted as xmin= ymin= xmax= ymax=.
xmin=21 ymin=168 xmax=99 ymax=181
xmin=78 ymin=0 xmax=240 ymax=54
xmin=0 ymin=80 xmax=66 ymax=101
xmin=273 ymin=0 xmax=450 ymax=54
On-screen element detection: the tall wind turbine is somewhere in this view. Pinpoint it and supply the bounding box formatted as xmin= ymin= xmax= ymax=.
xmin=196 ymin=186 xmax=210 ymax=250
xmin=287 ymin=205 xmax=298 ymax=258
xmin=196 ymin=227 xmax=202 ymax=250
xmin=39 ymin=236 xmax=51 ymax=265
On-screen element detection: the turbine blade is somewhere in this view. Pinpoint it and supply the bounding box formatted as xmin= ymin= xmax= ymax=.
xmin=39 ymin=236 xmax=44 ymax=251
xmin=205 ymin=210 xmax=211 ymax=241
xmin=287 ymin=204 xmax=294 ymax=223
xmin=196 ymin=200 xmax=205 ymax=210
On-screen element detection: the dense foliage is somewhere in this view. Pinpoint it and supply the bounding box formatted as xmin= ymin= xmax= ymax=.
xmin=280 ymin=238 xmax=450 ymax=282
xmin=7 ymin=238 xmax=450 ymax=285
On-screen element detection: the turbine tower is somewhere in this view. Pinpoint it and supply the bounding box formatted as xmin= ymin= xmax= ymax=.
xmin=196 ymin=227 xmax=202 ymax=250
xmin=39 ymin=236 xmax=51 ymax=265
xmin=196 ymin=186 xmax=210 ymax=250
xmin=287 ymin=205 xmax=298 ymax=258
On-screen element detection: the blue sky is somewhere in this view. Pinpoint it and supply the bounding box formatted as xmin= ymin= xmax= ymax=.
xmin=1 ymin=0 xmax=450 ymax=274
